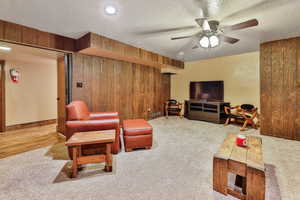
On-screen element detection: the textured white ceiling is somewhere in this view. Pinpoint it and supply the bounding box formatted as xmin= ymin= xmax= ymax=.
xmin=0 ymin=0 xmax=299 ymax=61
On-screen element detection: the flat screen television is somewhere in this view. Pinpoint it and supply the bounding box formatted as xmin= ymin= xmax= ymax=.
xmin=190 ymin=81 xmax=224 ymax=101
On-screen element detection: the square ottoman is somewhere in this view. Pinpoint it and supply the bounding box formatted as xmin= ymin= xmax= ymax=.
xmin=123 ymin=119 xmax=153 ymax=152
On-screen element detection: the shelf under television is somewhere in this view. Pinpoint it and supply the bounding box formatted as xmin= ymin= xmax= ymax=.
xmin=185 ymin=100 xmax=230 ymax=124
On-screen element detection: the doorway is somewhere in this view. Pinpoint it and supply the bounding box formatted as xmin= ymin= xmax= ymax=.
xmin=0 ymin=41 xmax=71 ymax=134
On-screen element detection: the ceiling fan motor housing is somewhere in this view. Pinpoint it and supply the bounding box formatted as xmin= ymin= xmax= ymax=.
xmin=208 ymin=20 xmax=220 ymax=32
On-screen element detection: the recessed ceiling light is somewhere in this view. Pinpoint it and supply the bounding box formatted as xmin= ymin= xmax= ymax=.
xmin=0 ymin=46 xmax=11 ymax=51
xmin=105 ymin=5 xmax=117 ymax=15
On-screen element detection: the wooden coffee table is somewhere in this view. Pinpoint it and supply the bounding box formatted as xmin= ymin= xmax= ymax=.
xmin=213 ymin=133 xmax=265 ymax=200
xmin=65 ymin=130 xmax=115 ymax=178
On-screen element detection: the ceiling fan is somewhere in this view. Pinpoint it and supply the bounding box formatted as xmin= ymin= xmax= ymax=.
xmin=171 ymin=18 xmax=259 ymax=49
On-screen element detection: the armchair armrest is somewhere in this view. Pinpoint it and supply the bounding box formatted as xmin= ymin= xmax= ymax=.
xmin=89 ymin=112 xmax=119 ymax=120
xmin=178 ymin=102 xmax=183 ymax=109
xmin=224 ymin=106 xmax=231 ymax=114
xmin=65 ymin=118 xmax=120 ymax=139
xmin=224 ymin=105 xmax=240 ymax=115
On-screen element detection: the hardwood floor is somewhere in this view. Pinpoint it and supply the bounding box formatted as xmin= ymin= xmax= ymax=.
xmin=0 ymin=124 xmax=65 ymax=159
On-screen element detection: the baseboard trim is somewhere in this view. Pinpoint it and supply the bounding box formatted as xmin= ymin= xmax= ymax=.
xmin=6 ymin=119 xmax=57 ymax=131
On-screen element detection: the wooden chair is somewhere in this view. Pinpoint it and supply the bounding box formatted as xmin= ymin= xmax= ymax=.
xmin=224 ymin=104 xmax=258 ymax=131
xmin=165 ymin=99 xmax=183 ymax=118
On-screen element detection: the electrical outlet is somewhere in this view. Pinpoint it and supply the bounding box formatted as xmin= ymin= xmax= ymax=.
xmin=76 ymin=82 xmax=83 ymax=88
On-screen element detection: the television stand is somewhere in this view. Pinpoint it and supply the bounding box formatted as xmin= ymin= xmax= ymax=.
xmin=184 ymin=100 xmax=230 ymax=124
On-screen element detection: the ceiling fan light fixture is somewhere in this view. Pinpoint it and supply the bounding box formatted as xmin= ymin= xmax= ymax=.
xmin=199 ymin=36 xmax=210 ymax=48
xmin=209 ymin=35 xmax=219 ymax=47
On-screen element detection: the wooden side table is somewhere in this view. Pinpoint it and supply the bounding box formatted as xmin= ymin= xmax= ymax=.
xmin=65 ymin=130 xmax=115 ymax=178
xmin=213 ymin=133 xmax=265 ymax=200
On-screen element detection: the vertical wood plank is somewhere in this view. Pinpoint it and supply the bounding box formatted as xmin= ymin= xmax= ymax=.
xmin=260 ymin=43 xmax=273 ymax=136
xmin=0 ymin=20 xmax=4 ymax=39
xmin=282 ymin=39 xmax=297 ymax=139
xmin=22 ymin=27 xmax=38 ymax=45
xmin=37 ymin=31 xmax=51 ymax=48
xmin=3 ymin=22 xmax=22 ymax=42
xmin=271 ymin=41 xmax=284 ymax=138
xmin=295 ymin=38 xmax=300 ymax=140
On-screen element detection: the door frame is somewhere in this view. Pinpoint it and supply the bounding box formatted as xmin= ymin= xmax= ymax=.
xmin=0 ymin=60 xmax=5 ymax=132
xmin=65 ymin=53 xmax=73 ymax=104
xmin=57 ymin=54 xmax=72 ymax=134
xmin=0 ymin=42 xmax=72 ymax=133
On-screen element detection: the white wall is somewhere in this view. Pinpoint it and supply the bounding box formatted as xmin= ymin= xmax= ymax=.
xmin=171 ymin=52 xmax=260 ymax=108
xmin=5 ymin=59 xmax=57 ymax=126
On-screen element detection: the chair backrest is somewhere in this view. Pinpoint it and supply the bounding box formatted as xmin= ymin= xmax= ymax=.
xmin=66 ymin=101 xmax=90 ymax=121
xmin=167 ymin=99 xmax=177 ymax=105
xmin=241 ymin=104 xmax=255 ymax=111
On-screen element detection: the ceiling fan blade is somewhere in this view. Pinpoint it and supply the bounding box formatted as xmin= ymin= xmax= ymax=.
xmin=135 ymin=26 xmax=198 ymax=35
xmin=171 ymin=35 xmax=194 ymax=40
xmin=192 ymin=45 xmax=199 ymax=49
xmin=222 ymin=0 xmax=289 ymax=22
xmin=227 ymin=19 xmax=258 ymax=31
xmin=177 ymin=36 xmax=201 ymax=53
xmin=171 ymin=30 xmax=202 ymax=40
xmin=219 ymin=35 xmax=240 ymax=44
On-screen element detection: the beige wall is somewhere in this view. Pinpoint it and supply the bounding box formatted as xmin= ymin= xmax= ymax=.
xmin=5 ymin=59 xmax=57 ymax=126
xmin=171 ymin=51 xmax=260 ymax=109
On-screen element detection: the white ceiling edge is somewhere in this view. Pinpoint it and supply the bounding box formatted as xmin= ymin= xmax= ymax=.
xmin=0 ymin=0 xmax=299 ymax=62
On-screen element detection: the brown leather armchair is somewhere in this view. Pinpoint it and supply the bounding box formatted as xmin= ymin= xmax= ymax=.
xmin=65 ymin=101 xmax=121 ymax=158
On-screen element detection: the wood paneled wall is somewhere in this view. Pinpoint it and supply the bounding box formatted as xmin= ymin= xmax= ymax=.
xmin=260 ymin=37 xmax=300 ymax=140
xmin=77 ymin=33 xmax=184 ymax=69
xmin=0 ymin=20 xmax=75 ymax=52
xmin=72 ymin=54 xmax=171 ymax=121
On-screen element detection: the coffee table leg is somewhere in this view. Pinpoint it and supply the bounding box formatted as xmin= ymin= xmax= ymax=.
xmin=105 ymin=143 xmax=112 ymax=172
xmin=246 ymin=167 xmax=265 ymax=200
xmin=213 ymin=156 xmax=228 ymax=195
xmin=78 ymin=146 xmax=83 ymax=170
xmin=72 ymin=146 xmax=78 ymax=178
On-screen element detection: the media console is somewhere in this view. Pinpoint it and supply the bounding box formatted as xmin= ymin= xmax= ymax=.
xmin=184 ymin=100 xmax=230 ymax=124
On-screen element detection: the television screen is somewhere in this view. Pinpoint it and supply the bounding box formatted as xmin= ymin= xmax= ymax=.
xmin=190 ymin=81 xmax=224 ymax=101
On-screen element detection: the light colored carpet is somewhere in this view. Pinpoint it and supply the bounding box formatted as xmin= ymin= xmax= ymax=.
xmin=0 ymin=117 xmax=299 ymax=200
